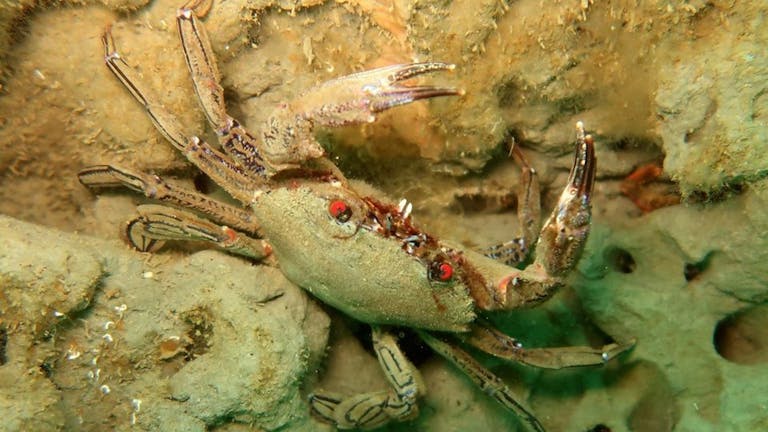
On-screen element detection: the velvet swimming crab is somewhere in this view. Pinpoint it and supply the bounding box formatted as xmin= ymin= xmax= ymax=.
xmin=78 ymin=2 xmax=633 ymax=431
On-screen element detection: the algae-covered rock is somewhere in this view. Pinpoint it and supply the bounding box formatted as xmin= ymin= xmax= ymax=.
xmin=655 ymin=1 xmax=768 ymax=198
xmin=572 ymin=180 xmax=768 ymax=431
xmin=0 ymin=214 xmax=103 ymax=338
xmin=1 ymin=1 xmax=768 ymax=431
xmin=0 ymin=215 xmax=330 ymax=431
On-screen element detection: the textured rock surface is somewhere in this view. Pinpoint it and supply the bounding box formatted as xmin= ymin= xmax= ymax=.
xmin=1 ymin=1 xmax=767 ymax=431
xmin=573 ymin=180 xmax=768 ymax=432
xmin=655 ymin=1 xmax=768 ymax=197
xmin=0 ymin=215 xmax=330 ymax=431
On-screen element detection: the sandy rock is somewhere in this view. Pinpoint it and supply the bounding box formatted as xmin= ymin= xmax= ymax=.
xmin=0 ymin=215 xmax=329 ymax=431
xmin=655 ymin=2 xmax=768 ymax=198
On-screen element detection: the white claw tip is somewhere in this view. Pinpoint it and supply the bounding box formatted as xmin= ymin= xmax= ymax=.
xmin=457 ymin=88 xmax=467 ymax=96
xmin=446 ymin=64 xmax=456 ymax=70
xmin=366 ymin=115 xmax=376 ymax=123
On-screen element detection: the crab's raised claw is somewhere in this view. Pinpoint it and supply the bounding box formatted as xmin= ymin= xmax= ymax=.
xmin=533 ymin=122 xmax=596 ymax=277
xmin=259 ymin=62 xmax=461 ymax=172
xmin=290 ymin=62 xmax=462 ymax=128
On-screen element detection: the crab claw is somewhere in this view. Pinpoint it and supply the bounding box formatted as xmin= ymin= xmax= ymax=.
xmin=288 ymin=62 xmax=462 ymax=127
xmin=534 ymin=122 xmax=596 ymax=277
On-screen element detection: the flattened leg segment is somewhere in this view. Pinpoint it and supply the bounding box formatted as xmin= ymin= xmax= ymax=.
xmin=309 ymin=327 xmax=422 ymax=429
xmin=102 ymin=30 xmax=189 ymax=153
xmin=465 ymin=322 xmax=635 ymax=369
xmin=176 ymin=3 xmax=272 ymax=178
xmin=127 ymin=204 xmax=270 ymax=259
xmin=77 ymin=165 xmax=259 ymax=234
xmin=417 ymin=330 xmax=546 ymax=432
xmin=177 ymin=3 xmax=226 ymax=130
xmin=102 ymin=28 xmax=271 ymax=188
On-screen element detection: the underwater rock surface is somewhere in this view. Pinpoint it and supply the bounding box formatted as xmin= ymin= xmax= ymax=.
xmin=573 ymin=181 xmax=768 ymax=432
xmin=0 ymin=215 xmax=330 ymax=431
xmin=1 ymin=1 xmax=767 ymax=431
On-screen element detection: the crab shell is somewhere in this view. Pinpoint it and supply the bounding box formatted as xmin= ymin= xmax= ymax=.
xmin=252 ymin=181 xmax=519 ymax=332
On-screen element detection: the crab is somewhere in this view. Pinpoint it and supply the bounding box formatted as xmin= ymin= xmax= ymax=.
xmin=78 ymin=2 xmax=634 ymax=431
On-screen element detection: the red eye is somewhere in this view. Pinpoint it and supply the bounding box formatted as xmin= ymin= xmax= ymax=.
xmin=429 ymin=261 xmax=453 ymax=282
xmin=328 ymin=199 xmax=352 ymax=222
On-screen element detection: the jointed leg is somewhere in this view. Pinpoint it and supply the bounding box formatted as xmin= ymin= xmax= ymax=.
xmin=482 ymin=144 xmax=541 ymax=266
xmin=175 ymin=0 xmax=462 ymax=176
xmin=531 ymin=122 xmax=595 ymax=277
xmin=464 ymin=321 xmax=635 ymax=369
xmin=78 ymin=165 xmax=259 ymax=234
xmin=175 ymin=2 xmax=273 ymax=177
xmin=101 ymin=29 xmax=266 ymax=199
xmin=102 ymin=30 xmax=188 ymax=153
xmin=493 ymin=123 xmax=597 ymax=310
xmin=127 ymin=204 xmax=270 ymax=259
xmin=261 ymin=62 xmax=463 ymax=171
xmin=309 ymin=326 xmax=422 ymax=429
xmin=417 ymin=330 xmax=545 ymax=432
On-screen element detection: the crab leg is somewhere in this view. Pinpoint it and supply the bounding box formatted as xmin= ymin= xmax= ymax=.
xmin=176 ymin=1 xmax=460 ymax=177
xmin=417 ymin=330 xmax=545 ymax=432
xmin=77 ymin=165 xmax=260 ymax=234
xmin=261 ymin=61 xmax=462 ymax=171
xmin=482 ymin=144 xmax=541 ymax=266
xmin=125 ymin=204 xmax=270 ymax=259
xmin=102 ymin=31 xmax=188 ymax=153
xmin=463 ymin=321 xmax=635 ymax=369
xmin=472 ymin=123 xmax=595 ymax=311
xmin=102 ymin=30 xmax=265 ymax=199
xmin=176 ymin=0 xmax=225 ymax=132
xmin=309 ymin=326 xmax=422 ymax=429
xmin=175 ymin=3 xmax=274 ymax=178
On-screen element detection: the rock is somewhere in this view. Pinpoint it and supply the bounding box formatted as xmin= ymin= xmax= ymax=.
xmin=0 ymin=215 xmax=329 ymax=431
xmin=655 ymin=2 xmax=768 ymax=198
xmin=1 ymin=1 xmax=767 ymax=431
xmin=573 ymin=180 xmax=768 ymax=431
